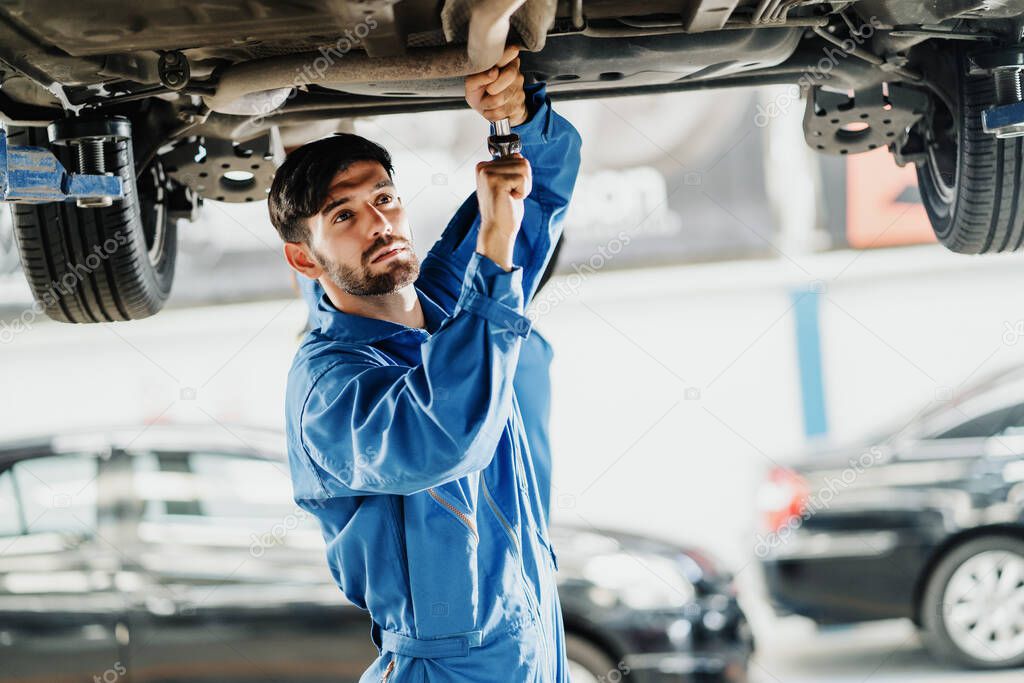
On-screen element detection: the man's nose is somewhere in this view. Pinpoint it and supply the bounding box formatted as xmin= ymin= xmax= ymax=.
xmin=366 ymin=201 xmax=393 ymax=238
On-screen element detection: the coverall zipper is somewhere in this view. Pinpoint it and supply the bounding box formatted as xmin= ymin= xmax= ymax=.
xmin=427 ymin=487 xmax=479 ymax=539
xmin=380 ymin=659 xmax=395 ymax=683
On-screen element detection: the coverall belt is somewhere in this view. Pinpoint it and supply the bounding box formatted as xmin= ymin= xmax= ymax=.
xmin=380 ymin=629 xmax=484 ymax=658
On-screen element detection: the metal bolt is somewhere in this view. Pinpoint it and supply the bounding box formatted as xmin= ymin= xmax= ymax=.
xmin=74 ymin=139 xmax=106 ymax=175
xmin=73 ymin=138 xmax=113 ymax=208
xmin=994 ymin=67 xmax=1024 ymax=105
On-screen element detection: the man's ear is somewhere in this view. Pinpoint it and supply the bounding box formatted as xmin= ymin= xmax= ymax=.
xmin=283 ymin=241 xmax=322 ymax=279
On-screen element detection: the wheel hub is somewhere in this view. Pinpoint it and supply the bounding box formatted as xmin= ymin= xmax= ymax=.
xmin=942 ymin=549 xmax=1024 ymax=663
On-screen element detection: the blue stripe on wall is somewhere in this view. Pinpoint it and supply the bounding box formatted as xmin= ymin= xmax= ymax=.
xmin=790 ymin=288 xmax=828 ymax=438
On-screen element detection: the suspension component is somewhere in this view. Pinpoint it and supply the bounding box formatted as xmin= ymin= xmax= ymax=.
xmin=0 ymin=129 xmax=123 ymax=206
xmin=970 ymin=47 xmax=1024 ymax=138
xmin=803 ymin=83 xmax=931 ymax=156
xmin=158 ymin=50 xmax=190 ymax=91
xmin=47 ymin=117 xmax=131 ymax=207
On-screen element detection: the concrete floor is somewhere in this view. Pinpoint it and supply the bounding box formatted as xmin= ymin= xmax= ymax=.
xmin=750 ymin=618 xmax=1022 ymax=683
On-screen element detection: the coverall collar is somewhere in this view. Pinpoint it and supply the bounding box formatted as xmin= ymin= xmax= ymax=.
xmin=315 ymin=284 xmax=447 ymax=344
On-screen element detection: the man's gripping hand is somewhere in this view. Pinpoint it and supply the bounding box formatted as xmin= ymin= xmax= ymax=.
xmin=474 ymin=153 xmax=532 ymax=272
xmin=464 ymin=45 xmax=528 ymax=127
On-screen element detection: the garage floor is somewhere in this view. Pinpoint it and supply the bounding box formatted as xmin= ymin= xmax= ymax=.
xmin=750 ymin=619 xmax=1021 ymax=683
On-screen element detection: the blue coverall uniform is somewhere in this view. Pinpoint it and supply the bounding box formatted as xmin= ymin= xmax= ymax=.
xmin=296 ymin=276 xmax=556 ymax=524
xmin=284 ymin=81 xmax=581 ymax=682
xmin=509 ymin=328 xmax=554 ymax=523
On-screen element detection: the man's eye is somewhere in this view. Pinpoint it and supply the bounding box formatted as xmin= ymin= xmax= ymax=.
xmin=333 ymin=211 xmax=353 ymax=223
xmin=377 ymin=194 xmax=395 ymax=205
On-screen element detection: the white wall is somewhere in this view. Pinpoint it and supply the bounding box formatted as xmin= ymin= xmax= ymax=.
xmin=541 ymin=244 xmax=1024 ymax=570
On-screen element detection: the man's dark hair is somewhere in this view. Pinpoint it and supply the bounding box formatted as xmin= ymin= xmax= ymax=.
xmin=268 ymin=133 xmax=394 ymax=243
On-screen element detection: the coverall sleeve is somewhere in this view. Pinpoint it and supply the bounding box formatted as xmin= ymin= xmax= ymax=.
xmin=417 ymin=81 xmax=583 ymax=314
xmin=299 ymin=252 xmax=532 ymax=496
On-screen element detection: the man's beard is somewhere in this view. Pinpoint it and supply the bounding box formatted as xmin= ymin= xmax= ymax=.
xmin=313 ymin=236 xmax=420 ymax=297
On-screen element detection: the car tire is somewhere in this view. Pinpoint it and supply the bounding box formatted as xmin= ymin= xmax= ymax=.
xmin=7 ymin=124 xmax=176 ymax=323
xmin=565 ymin=633 xmax=621 ymax=683
xmin=919 ymin=535 xmax=1024 ymax=669
xmin=0 ymin=204 xmax=19 ymax=275
xmin=916 ymin=45 xmax=1024 ymax=254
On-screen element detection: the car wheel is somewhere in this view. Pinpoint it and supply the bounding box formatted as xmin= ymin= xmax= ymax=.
xmin=916 ymin=45 xmax=1024 ymax=254
xmin=920 ymin=535 xmax=1024 ymax=668
xmin=566 ymin=633 xmax=620 ymax=683
xmin=7 ymin=124 xmax=176 ymax=322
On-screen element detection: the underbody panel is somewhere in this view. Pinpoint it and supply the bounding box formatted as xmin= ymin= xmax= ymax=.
xmin=1 ymin=0 xmax=1023 ymax=125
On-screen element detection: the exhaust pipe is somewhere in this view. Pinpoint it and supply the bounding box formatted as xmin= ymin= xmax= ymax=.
xmin=205 ymin=0 xmax=531 ymax=116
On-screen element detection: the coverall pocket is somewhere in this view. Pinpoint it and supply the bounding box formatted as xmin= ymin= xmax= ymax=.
xmin=406 ymin=486 xmax=481 ymax=638
xmin=427 ymin=486 xmax=478 ymax=540
xmin=362 ymin=652 xmax=406 ymax=683
xmin=380 ymin=657 xmax=396 ymax=683
xmin=373 ymin=653 xmax=426 ymax=683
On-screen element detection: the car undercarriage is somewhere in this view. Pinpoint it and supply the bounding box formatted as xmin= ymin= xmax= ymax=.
xmin=2 ymin=0 xmax=1024 ymax=322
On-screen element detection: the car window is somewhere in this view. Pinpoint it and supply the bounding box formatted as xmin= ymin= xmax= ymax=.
xmin=932 ymin=404 xmax=1020 ymax=440
xmin=995 ymin=404 xmax=1024 ymax=438
xmin=0 ymin=454 xmax=98 ymax=537
xmin=132 ymin=450 xmax=301 ymax=523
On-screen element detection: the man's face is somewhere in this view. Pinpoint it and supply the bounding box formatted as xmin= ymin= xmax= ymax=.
xmin=305 ymin=159 xmax=418 ymax=296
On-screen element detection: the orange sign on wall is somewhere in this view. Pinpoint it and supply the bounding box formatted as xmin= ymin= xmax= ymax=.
xmin=846 ymin=147 xmax=936 ymax=248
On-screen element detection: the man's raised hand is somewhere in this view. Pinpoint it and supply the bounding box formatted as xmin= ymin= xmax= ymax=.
xmin=465 ymin=45 xmax=528 ymax=127
xmin=474 ymin=153 xmax=532 ymax=271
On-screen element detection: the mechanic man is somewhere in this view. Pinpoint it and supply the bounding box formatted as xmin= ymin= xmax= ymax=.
xmin=269 ymin=45 xmax=581 ymax=682
xmin=291 ymin=235 xmax=563 ymax=523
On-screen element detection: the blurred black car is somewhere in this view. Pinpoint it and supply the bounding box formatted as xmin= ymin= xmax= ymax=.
xmin=0 ymin=424 xmax=751 ymax=683
xmin=758 ymin=365 xmax=1024 ymax=670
